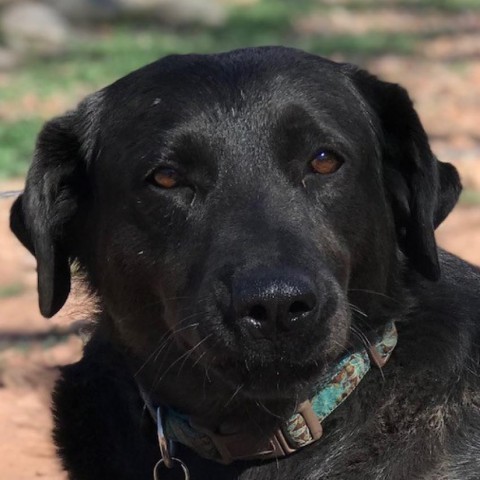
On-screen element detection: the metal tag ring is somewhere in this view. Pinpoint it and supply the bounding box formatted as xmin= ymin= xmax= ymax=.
xmin=153 ymin=457 xmax=190 ymax=480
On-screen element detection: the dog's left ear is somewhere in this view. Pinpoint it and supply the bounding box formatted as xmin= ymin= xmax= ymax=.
xmin=10 ymin=94 xmax=99 ymax=317
xmin=347 ymin=67 xmax=462 ymax=280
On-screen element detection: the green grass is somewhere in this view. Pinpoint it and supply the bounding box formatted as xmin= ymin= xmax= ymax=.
xmin=302 ymin=32 xmax=417 ymax=57
xmin=399 ymin=0 xmax=480 ymax=11
xmin=0 ymin=119 xmax=42 ymax=178
xmin=460 ymin=189 xmax=480 ymax=206
xmin=335 ymin=0 xmax=480 ymax=12
xmin=0 ymin=330 xmax=74 ymax=352
xmin=0 ymin=283 xmax=25 ymax=299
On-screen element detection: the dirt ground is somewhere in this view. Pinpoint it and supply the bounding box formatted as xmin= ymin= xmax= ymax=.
xmin=1 ymin=12 xmax=480 ymax=480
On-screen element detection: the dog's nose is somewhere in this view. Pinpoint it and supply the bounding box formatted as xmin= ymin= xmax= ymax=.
xmin=233 ymin=269 xmax=318 ymax=338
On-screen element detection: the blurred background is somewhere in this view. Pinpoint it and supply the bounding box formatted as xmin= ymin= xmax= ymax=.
xmin=0 ymin=0 xmax=479 ymax=477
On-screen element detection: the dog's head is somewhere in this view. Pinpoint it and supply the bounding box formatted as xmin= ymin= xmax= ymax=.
xmin=11 ymin=47 xmax=460 ymax=404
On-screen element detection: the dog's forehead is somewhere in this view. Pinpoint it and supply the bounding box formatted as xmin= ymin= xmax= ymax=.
xmin=103 ymin=50 xmax=366 ymax=121
xmin=97 ymin=48 xmax=377 ymax=169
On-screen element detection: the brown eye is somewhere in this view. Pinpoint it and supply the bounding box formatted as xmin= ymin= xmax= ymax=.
xmin=151 ymin=167 xmax=180 ymax=189
xmin=311 ymin=151 xmax=343 ymax=175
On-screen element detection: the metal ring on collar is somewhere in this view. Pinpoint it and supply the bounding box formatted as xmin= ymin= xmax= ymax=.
xmin=153 ymin=457 xmax=190 ymax=480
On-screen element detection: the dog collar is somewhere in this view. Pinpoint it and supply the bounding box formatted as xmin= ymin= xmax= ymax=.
xmin=142 ymin=321 xmax=397 ymax=467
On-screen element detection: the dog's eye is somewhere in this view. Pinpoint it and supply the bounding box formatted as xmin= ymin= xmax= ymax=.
xmin=151 ymin=167 xmax=181 ymax=189
xmin=311 ymin=151 xmax=343 ymax=175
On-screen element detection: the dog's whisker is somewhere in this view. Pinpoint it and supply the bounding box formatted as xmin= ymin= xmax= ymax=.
xmin=162 ymin=295 xmax=199 ymax=301
xmin=147 ymin=308 xmax=212 ymax=368
xmin=255 ymin=400 xmax=282 ymax=419
xmin=350 ymin=322 xmax=386 ymax=381
xmin=351 ymin=314 xmax=372 ymax=332
xmin=140 ymin=318 xmax=200 ymax=368
xmin=155 ymin=334 xmax=213 ymax=387
xmin=202 ymin=360 xmax=213 ymax=401
xmin=152 ymin=324 xmax=197 ymax=366
xmin=224 ymin=383 xmax=244 ymax=408
xmin=348 ymin=288 xmax=400 ymax=304
xmin=349 ymin=323 xmax=372 ymax=349
xmin=463 ymin=354 xmax=480 ymax=378
xmin=140 ymin=312 xmax=209 ymax=378
xmin=329 ymin=338 xmax=353 ymax=359
xmin=198 ymin=338 xmax=221 ymax=401
xmin=348 ymin=302 xmax=368 ymax=317
xmin=176 ymin=326 xmax=203 ymax=378
xmin=205 ymin=359 xmax=213 ymax=383
xmin=192 ymin=350 xmax=207 ymax=369
xmin=465 ymin=364 xmax=480 ymax=378
xmin=134 ymin=322 xmax=200 ymax=377
xmin=274 ymin=455 xmax=280 ymax=479
xmin=153 ymin=336 xmax=206 ymax=388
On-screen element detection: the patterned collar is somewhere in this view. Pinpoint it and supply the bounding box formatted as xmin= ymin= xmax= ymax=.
xmin=142 ymin=321 xmax=398 ymax=466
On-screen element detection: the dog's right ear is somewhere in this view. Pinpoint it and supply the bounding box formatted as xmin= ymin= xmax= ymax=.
xmin=10 ymin=95 xmax=99 ymax=318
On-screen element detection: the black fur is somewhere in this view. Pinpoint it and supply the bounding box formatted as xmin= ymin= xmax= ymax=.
xmin=10 ymin=47 xmax=480 ymax=479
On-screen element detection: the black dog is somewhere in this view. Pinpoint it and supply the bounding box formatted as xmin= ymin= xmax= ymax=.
xmin=10 ymin=47 xmax=480 ymax=479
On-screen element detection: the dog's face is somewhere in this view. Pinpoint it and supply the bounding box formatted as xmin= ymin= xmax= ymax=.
xmin=11 ymin=48 xmax=461 ymax=402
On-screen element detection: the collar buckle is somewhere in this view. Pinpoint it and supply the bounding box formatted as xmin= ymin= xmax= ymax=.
xmin=191 ymin=400 xmax=323 ymax=463
xmin=368 ymin=321 xmax=398 ymax=368
xmin=368 ymin=344 xmax=390 ymax=368
xmin=280 ymin=400 xmax=323 ymax=449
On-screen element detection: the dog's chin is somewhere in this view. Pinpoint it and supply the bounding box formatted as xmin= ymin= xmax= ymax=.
xmin=205 ymin=355 xmax=329 ymax=400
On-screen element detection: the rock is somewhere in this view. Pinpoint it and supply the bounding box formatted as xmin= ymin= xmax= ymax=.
xmin=0 ymin=47 xmax=20 ymax=70
xmin=114 ymin=0 xmax=227 ymax=26
xmin=153 ymin=0 xmax=227 ymax=27
xmin=116 ymin=0 xmax=164 ymax=12
xmin=44 ymin=0 xmax=119 ymax=22
xmin=1 ymin=2 xmax=70 ymax=57
xmin=43 ymin=0 xmax=226 ymax=25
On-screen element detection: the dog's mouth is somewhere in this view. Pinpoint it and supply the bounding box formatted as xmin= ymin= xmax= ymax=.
xmin=173 ymin=318 xmax=348 ymax=399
